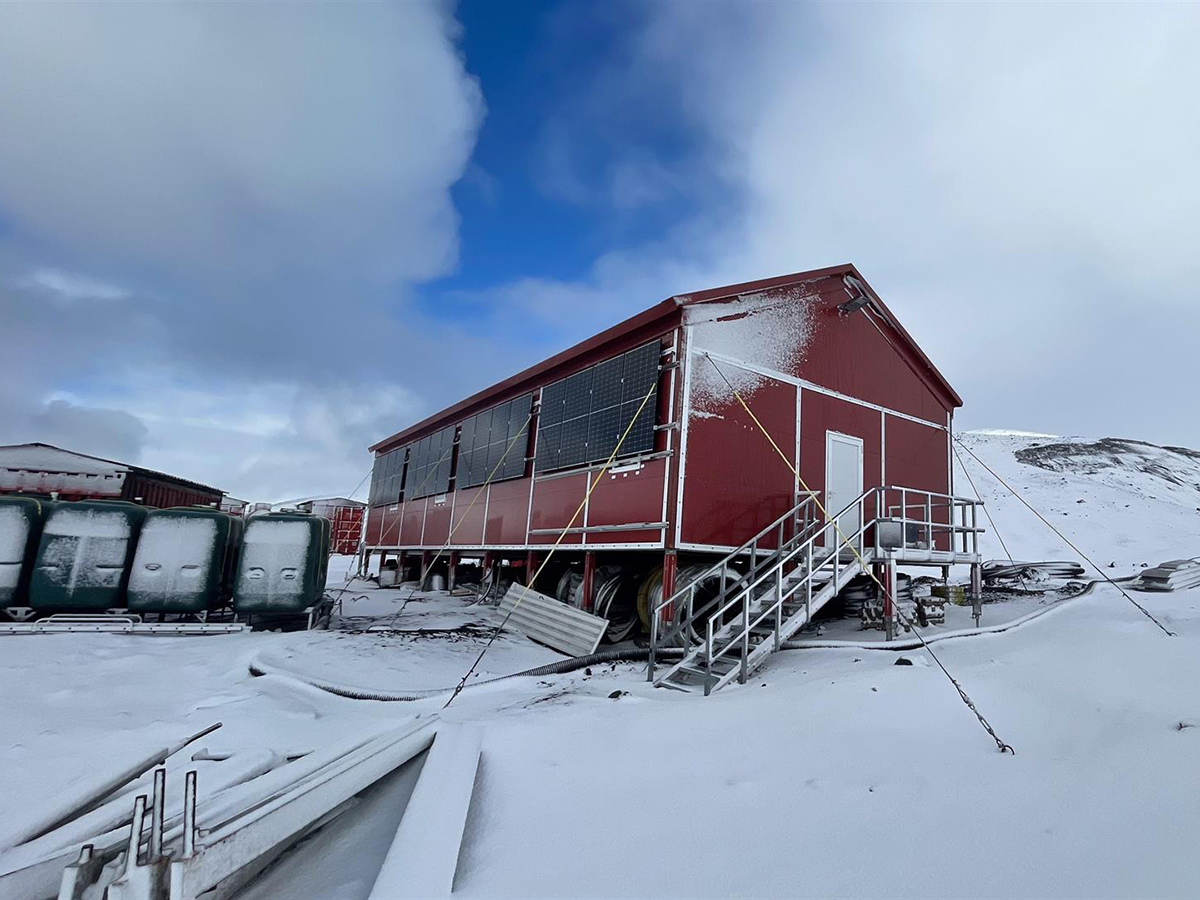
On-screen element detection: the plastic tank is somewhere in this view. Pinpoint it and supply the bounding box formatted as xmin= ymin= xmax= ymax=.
xmin=29 ymin=500 xmax=147 ymax=611
xmin=233 ymin=512 xmax=330 ymax=614
xmin=127 ymin=508 xmax=238 ymax=614
xmin=0 ymin=496 xmax=51 ymax=608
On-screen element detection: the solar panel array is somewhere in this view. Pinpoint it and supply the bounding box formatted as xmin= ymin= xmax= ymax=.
xmin=368 ymin=447 xmax=406 ymax=507
xmin=536 ymin=341 xmax=659 ymax=472
xmin=403 ymin=425 xmax=455 ymax=500
xmin=458 ymin=393 xmax=533 ymax=489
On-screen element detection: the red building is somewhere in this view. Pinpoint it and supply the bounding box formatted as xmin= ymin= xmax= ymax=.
xmin=365 ymin=265 xmax=979 ymax=647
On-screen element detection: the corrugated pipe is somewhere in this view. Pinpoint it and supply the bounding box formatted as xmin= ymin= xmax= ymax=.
xmin=249 ymin=646 xmax=685 ymax=702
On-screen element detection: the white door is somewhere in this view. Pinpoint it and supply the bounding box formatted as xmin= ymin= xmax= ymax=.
xmin=825 ymin=432 xmax=864 ymax=548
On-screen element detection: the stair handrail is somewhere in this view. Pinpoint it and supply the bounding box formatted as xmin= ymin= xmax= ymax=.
xmin=701 ymin=488 xmax=879 ymax=692
xmin=651 ymin=485 xmax=991 ymax=692
xmin=649 ymin=492 xmax=822 ymax=659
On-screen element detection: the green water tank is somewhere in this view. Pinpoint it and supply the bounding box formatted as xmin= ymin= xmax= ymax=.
xmin=233 ymin=512 xmax=330 ymax=614
xmin=127 ymin=507 xmax=238 ymax=614
xmin=30 ymin=500 xmax=147 ymax=611
xmin=0 ymin=496 xmax=51 ymax=608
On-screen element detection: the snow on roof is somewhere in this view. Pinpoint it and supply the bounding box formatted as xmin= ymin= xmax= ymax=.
xmin=0 ymin=443 xmax=223 ymax=495
xmin=0 ymin=443 xmax=128 ymax=477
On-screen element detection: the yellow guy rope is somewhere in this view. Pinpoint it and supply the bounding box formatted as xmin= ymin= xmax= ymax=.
xmin=382 ymin=416 xmax=533 ymax=624
xmin=703 ymin=353 xmax=1014 ymax=754
xmin=443 ymin=377 xmax=660 ymax=708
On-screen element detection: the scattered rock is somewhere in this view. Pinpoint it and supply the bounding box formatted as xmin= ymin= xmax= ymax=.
xmin=1177 ymin=721 xmax=1195 ymax=731
xmin=894 ymin=657 xmax=914 ymax=666
xmin=584 ymin=668 xmax=592 ymax=677
xmin=608 ymin=690 xmax=624 ymax=700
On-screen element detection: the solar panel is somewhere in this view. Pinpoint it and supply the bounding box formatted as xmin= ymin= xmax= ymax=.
xmin=535 ymin=423 xmax=561 ymax=471
xmin=455 ymin=393 xmax=533 ymax=490
xmin=534 ymin=340 xmax=660 ymax=472
xmin=367 ymin=445 xmax=408 ymax=506
xmin=404 ymin=425 xmax=455 ymax=499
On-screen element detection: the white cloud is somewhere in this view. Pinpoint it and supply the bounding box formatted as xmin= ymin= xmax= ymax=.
xmin=0 ymin=2 xmax=487 ymax=498
xmin=21 ymin=269 xmax=130 ymax=302
xmin=0 ymin=2 xmax=483 ymax=283
xmin=485 ymin=2 xmax=1200 ymax=449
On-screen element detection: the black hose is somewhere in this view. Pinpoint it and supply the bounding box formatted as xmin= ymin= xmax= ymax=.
xmin=250 ymin=645 xmax=685 ymax=702
xmin=253 ymin=573 xmax=1143 ymax=700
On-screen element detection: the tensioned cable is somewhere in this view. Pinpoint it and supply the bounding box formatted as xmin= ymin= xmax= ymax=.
xmin=324 ymin=442 xmax=456 ymax=608
xmin=704 ymin=352 xmax=1015 ymax=754
xmin=443 ymin=377 xmax=661 ymax=709
xmin=949 ymin=442 xmax=1031 ymax=594
xmin=952 ymin=437 xmax=1174 ymax=637
xmin=381 ymin=415 xmax=532 ymax=627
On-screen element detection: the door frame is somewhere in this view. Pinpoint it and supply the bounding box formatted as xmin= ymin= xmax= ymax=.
xmin=824 ymin=430 xmax=864 ymax=548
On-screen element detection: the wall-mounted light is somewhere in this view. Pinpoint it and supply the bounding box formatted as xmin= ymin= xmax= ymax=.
xmin=838 ymin=293 xmax=871 ymax=315
xmin=839 ymin=274 xmax=874 ymax=316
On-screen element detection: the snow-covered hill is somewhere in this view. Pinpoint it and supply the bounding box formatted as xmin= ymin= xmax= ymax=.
xmin=955 ymin=430 xmax=1200 ymax=575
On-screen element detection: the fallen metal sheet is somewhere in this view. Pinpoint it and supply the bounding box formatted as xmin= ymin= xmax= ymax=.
xmin=498 ymin=585 xmax=608 ymax=657
xmin=368 ymin=725 xmax=483 ymax=899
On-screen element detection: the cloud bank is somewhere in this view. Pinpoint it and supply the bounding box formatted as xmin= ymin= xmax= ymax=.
xmin=0 ymin=1 xmax=485 ymax=498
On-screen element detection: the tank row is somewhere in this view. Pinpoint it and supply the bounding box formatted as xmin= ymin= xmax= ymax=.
xmin=0 ymin=497 xmax=330 ymax=618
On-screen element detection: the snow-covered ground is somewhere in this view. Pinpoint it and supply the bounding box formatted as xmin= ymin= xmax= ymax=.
xmin=2 ymin=431 xmax=1199 ymax=898
xmin=955 ymin=430 xmax=1200 ymax=575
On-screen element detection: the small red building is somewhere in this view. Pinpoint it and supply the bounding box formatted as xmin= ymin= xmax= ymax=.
xmin=365 ymin=265 xmax=972 ymax=621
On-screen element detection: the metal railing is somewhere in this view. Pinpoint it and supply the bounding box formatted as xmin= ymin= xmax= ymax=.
xmin=648 ymin=493 xmax=822 ymax=670
xmin=649 ymin=485 xmax=986 ymax=693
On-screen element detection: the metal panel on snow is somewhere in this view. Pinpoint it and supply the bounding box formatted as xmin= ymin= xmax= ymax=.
xmin=498 ymin=584 xmax=609 ymax=656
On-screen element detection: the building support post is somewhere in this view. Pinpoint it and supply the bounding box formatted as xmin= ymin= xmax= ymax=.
xmin=448 ymin=552 xmax=459 ymax=590
xmin=661 ymin=550 xmax=678 ymax=620
xmin=420 ymin=550 xmax=432 ymax=588
xmin=481 ymin=552 xmax=494 ymax=600
xmin=581 ymin=551 xmax=597 ymax=612
xmin=884 ymin=559 xmax=897 ymax=642
xmin=525 ymin=551 xmax=538 ymax=590
xmin=970 ymin=561 xmax=983 ymax=627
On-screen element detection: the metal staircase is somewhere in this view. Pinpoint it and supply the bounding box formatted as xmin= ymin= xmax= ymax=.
xmin=648 ymin=485 xmax=985 ymax=694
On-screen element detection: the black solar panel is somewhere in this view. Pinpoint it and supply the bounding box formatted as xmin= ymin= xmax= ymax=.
xmin=455 ymin=393 xmax=533 ymax=490
xmin=533 ymin=340 xmax=660 ymax=473
xmin=404 ymin=425 xmax=455 ymax=499
xmin=368 ymin=446 xmax=407 ymax=507
xmin=535 ymin=423 xmax=561 ymax=471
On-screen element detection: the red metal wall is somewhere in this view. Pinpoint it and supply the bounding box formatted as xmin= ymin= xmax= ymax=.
xmin=883 ymin=414 xmax=952 ymax=550
xmin=679 ymin=368 xmax=796 ymax=548
xmin=583 ymin=456 xmax=668 ymax=545
xmin=483 ymin=478 xmax=531 ymax=546
xmin=798 ymin=390 xmax=884 ymax=503
xmin=787 ymin=277 xmax=953 ymax=423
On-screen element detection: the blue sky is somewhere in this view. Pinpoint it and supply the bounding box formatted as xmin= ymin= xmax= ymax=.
xmin=2 ymin=1 xmax=1199 ymax=500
